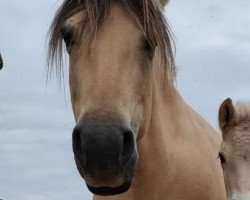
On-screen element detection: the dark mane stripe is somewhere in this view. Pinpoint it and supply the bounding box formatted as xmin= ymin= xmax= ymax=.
xmin=47 ymin=0 xmax=175 ymax=78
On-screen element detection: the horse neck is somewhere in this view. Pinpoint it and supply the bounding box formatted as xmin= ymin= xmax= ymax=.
xmin=134 ymin=63 xmax=196 ymax=193
xmin=143 ymin=61 xmax=189 ymax=142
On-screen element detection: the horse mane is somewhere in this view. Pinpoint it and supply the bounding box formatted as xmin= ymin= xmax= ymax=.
xmin=47 ymin=0 xmax=175 ymax=79
xmin=159 ymin=0 xmax=170 ymax=6
xmin=234 ymin=101 xmax=250 ymax=123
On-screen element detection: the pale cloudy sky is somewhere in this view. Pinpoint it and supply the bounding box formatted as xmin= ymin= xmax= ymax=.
xmin=0 ymin=0 xmax=249 ymax=200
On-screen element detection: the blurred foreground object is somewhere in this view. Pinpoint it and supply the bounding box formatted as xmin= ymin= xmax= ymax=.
xmin=0 ymin=53 xmax=3 ymax=70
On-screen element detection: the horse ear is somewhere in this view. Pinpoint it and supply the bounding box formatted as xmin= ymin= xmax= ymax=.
xmin=219 ymin=98 xmax=236 ymax=133
xmin=159 ymin=0 xmax=170 ymax=7
xmin=0 ymin=53 xmax=3 ymax=70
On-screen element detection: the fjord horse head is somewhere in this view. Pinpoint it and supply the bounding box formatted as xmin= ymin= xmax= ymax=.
xmin=219 ymin=99 xmax=250 ymax=200
xmin=48 ymin=0 xmax=226 ymax=199
xmin=48 ymin=0 xmax=173 ymax=196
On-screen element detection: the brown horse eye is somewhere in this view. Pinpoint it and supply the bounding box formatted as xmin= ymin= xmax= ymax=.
xmin=60 ymin=27 xmax=75 ymax=52
xmin=219 ymin=153 xmax=226 ymax=164
xmin=142 ymin=38 xmax=155 ymax=60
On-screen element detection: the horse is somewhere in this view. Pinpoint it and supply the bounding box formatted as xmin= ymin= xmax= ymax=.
xmin=219 ymin=98 xmax=250 ymax=200
xmin=47 ymin=0 xmax=226 ymax=199
xmin=0 ymin=53 xmax=3 ymax=70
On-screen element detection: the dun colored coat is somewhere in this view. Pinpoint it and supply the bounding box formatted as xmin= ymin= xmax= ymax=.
xmin=48 ymin=0 xmax=226 ymax=199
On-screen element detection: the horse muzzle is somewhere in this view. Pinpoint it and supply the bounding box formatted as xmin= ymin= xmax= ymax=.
xmin=72 ymin=113 xmax=138 ymax=196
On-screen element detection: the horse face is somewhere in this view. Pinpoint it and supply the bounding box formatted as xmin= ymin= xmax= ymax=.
xmin=65 ymin=4 xmax=153 ymax=195
xmin=220 ymin=134 xmax=250 ymax=200
xmin=219 ymin=99 xmax=250 ymax=200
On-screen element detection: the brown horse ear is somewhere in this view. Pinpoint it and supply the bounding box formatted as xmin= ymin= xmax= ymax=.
xmin=159 ymin=0 xmax=170 ymax=7
xmin=219 ymin=98 xmax=236 ymax=133
xmin=0 ymin=53 xmax=3 ymax=70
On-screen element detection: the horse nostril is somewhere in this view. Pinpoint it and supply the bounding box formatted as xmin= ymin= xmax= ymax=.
xmin=72 ymin=127 xmax=86 ymax=162
xmin=120 ymin=130 xmax=135 ymax=166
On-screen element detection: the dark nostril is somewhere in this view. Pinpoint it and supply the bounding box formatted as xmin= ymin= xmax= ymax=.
xmin=72 ymin=127 xmax=84 ymax=160
xmin=120 ymin=130 xmax=135 ymax=166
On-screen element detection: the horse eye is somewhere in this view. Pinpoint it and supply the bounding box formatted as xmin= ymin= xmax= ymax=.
xmin=61 ymin=27 xmax=75 ymax=52
xmin=219 ymin=153 xmax=226 ymax=164
xmin=142 ymin=38 xmax=155 ymax=60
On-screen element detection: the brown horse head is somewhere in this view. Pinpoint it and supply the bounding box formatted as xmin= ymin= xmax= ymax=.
xmin=219 ymin=98 xmax=250 ymax=199
xmin=48 ymin=0 xmax=174 ymax=196
xmin=0 ymin=53 xmax=3 ymax=70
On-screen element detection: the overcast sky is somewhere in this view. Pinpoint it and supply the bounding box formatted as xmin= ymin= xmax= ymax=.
xmin=0 ymin=0 xmax=249 ymax=200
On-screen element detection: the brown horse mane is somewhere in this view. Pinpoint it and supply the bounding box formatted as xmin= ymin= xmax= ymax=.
xmin=47 ymin=0 xmax=175 ymax=79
